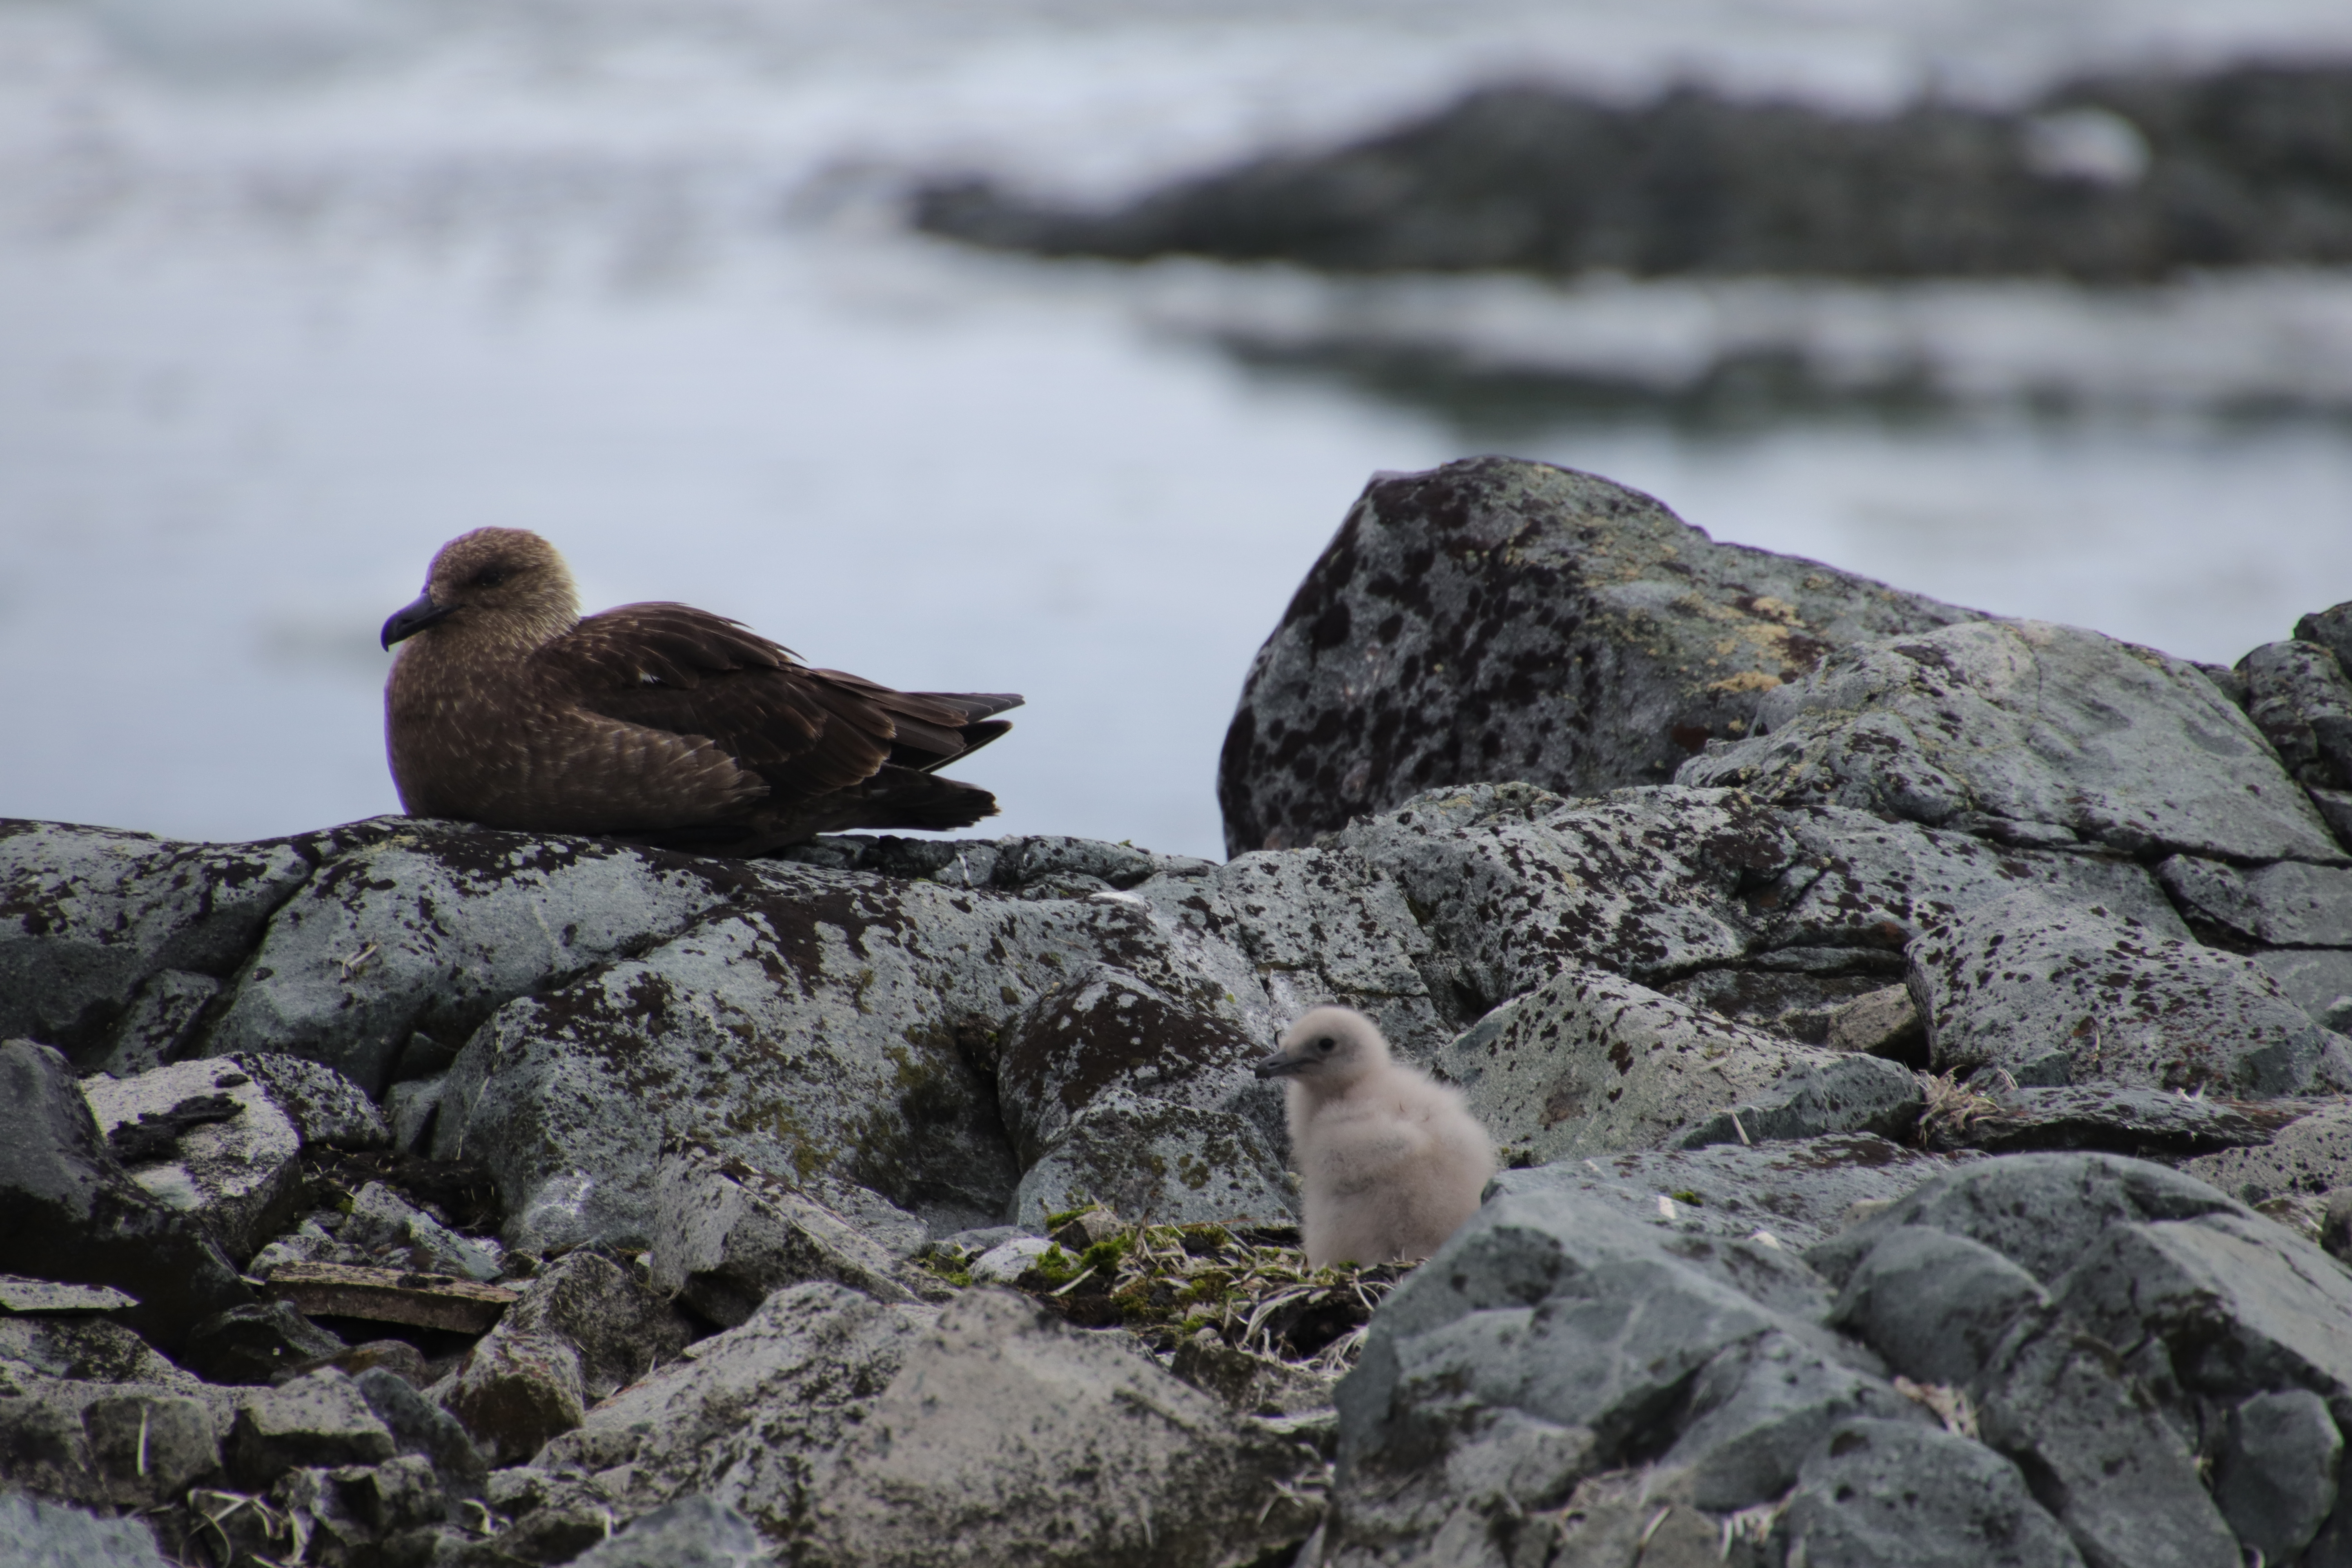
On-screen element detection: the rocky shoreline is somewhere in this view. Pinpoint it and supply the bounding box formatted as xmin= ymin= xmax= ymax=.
xmin=916 ymin=62 xmax=2352 ymax=284
xmin=9 ymin=456 xmax=2352 ymax=1566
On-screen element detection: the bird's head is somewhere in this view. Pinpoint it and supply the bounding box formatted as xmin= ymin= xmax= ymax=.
xmin=1254 ymin=1005 xmax=1390 ymax=1094
xmin=383 ymin=528 xmax=582 ymax=653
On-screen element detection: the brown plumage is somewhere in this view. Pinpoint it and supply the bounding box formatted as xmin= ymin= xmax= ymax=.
xmin=380 ymin=528 xmax=1021 ymax=855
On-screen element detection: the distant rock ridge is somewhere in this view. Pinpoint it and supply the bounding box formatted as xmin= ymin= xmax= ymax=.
xmin=917 ymin=62 xmax=2352 ymax=283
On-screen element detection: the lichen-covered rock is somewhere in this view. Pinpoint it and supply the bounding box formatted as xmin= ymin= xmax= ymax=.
xmin=0 ymin=1039 xmax=252 ymax=1354
xmin=1681 ymin=619 xmax=2345 ymax=864
xmin=1908 ymin=890 xmax=2352 ymax=1095
xmin=799 ymin=1289 xmax=1322 ymax=1567
xmin=0 ymin=1367 xmax=232 ymax=1510
xmin=1326 ymin=1185 xmax=1861 ymax=1563
xmin=570 ymin=1494 xmax=770 ymax=1568
xmin=2215 ymin=1388 xmax=2342 ymax=1561
xmin=0 ymin=1490 xmax=177 ymax=1568
xmin=2183 ymin=1101 xmax=2352 ymax=1203
xmin=2240 ymin=637 xmax=2352 ymax=797
xmin=2159 ymin=853 xmax=2352 ymax=946
xmin=1214 ymin=457 xmax=1976 ymax=855
xmin=1490 ymin=1134 xmax=1953 ymax=1253
xmin=1975 ymin=1307 xmax=2241 ymax=1568
xmin=1677 ymin=1053 xmax=1924 ymax=1149
xmin=227 ymin=1369 xmax=397 ymax=1489
xmin=1806 ymin=1151 xmax=2250 ymax=1291
xmin=651 ymin=1140 xmax=922 ymax=1322
xmin=1830 ymin=1228 xmax=2049 ymax=1387
xmin=1918 ymin=1085 xmax=2295 ymax=1159
xmin=202 ymin=822 xmax=776 ymax=1096
xmin=80 ymin=1058 xmax=309 ymax=1262
xmin=0 ymin=820 xmax=312 ymax=1071
xmin=528 ymin=1282 xmax=924 ymax=1541
xmin=443 ymin=1328 xmax=586 ymax=1467
xmin=1435 ymin=965 xmax=1838 ymax=1164
xmin=1009 ymin=1097 xmax=1296 ymax=1229
xmin=1775 ymin=1418 xmax=2085 ymax=1568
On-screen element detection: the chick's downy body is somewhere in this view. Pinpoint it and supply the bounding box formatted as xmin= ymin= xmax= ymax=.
xmin=1256 ymin=1005 xmax=1495 ymax=1268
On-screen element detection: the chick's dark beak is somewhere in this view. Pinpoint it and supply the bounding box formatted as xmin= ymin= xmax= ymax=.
xmin=1254 ymin=1047 xmax=1303 ymax=1080
xmin=381 ymin=592 xmax=457 ymax=650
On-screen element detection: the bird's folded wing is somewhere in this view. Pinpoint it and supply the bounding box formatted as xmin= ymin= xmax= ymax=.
xmin=808 ymin=670 xmax=1024 ymax=769
xmin=546 ymin=603 xmax=894 ymax=797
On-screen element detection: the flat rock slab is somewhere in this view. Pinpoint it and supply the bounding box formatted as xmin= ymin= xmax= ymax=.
xmin=1908 ymin=889 xmax=2352 ymax=1096
xmin=1681 ymin=618 xmax=2345 ymax=865
xmin=0 ymin=1276 xmax=139 ymax=1314
xmin=2160 ymin=855 xmax=2352 ymax=947
xmin=1215 ymin=456 xmax=1975 ymax=855
xmin=82 ymin=1058 xmax=309 ymax=1263
xmin=263 ymin=1262 xmax=517 ymax=1335
xmin=2184 ymin=1101 xmax=2352 ymax=1204
xmin=1437 ymin=965 xmax=1838 ymax=1164
xmin=800 ymin=1289 xmax=1321 ymax=1566
xmin=1920 ymin=1086 xmax=2306 ymax=1159
xmin=1492 ymin=1135 xmax=1957 ymax=1253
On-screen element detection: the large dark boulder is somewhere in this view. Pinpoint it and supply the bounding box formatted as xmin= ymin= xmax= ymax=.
xmin=1216 ymin=456 xmax=1975 ymax=854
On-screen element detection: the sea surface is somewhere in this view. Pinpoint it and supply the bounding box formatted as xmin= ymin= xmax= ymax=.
xmin=6 ymin=0 xmax=2352 ymax=858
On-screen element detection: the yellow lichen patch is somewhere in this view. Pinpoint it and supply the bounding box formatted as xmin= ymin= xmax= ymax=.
xmin=1708 ymin=671 xmax=1783 ymax=695
xmin=1749 ymin=595 xmax=1800 ymax=623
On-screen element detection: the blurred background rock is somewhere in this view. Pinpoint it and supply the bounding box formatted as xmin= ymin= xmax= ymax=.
xmin=5 ymin=0 xmax=2352 ymax=860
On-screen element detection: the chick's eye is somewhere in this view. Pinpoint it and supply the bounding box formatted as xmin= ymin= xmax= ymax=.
xmin=473 ymin=569 xmax=506 ymax=588
xmin=1316 ymin=1037 xmax=1335 ymax=1053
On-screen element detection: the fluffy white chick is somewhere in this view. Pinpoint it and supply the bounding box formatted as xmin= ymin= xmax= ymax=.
xmin=1255 ymin=1005 xmax=1496 ymax=1268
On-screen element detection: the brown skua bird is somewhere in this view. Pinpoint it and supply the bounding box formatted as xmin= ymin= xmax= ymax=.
xmin=381 ymin=528 xmax=1020 ymax=855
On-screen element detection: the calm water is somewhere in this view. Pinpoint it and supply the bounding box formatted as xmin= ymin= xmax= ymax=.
xmin=6 ymin=0 xmax=2352 ymax=858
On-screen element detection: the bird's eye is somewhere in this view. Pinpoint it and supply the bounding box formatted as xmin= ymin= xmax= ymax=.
xmin=1316 ymin=1037 xmax=1335 ymax=1053
xmin=474 ymin=569 xmax=507 ymax=588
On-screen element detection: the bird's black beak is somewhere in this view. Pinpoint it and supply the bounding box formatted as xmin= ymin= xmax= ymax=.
xmin=381 ymin=593 xmax=456 ymax=650
xmin=1254 ymin=1047 xmax=1303 ymax=1080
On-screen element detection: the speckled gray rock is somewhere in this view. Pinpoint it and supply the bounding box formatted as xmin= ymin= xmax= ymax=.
xmin=203 ymin=822 xmax=773 ymax=1095
xmin=1830 ymin=1228 xmax=2048 ymax=1387
xmin=1490 ymin=1134 xmax=1955 ymax=1253
xmin=2253 ymin=947 xmax=2352 ymax=1031
xmin=2184 ymin=1101 xmax=2352 ymax=1203
xmin=228 ymin=1054 xmax=388 ymax=1151
xmin=0 ymin=1363 xmax=234 ymax=1509
xmin=227 ymin=1369 xmax=397 ymax=1490
xmin=1659 ymin=1328 xmax=1927 ymax=1510
xmin=800 ymin=1289 xmax=1321 ymax=1567
xmin=651 ymin=1140 xmax=921 ymax=1323
xmin=528 ymin=1282 xmax=924 ymax=1542
xmin=2216 ymin=1388 xmax=2341 ymax=1561
xmin=1918 ymin=1085 xmax=2296 ymax=1158
xmin=1335 ymin=784 xmax=1788 ymax=1007
xmin=80 ymin=1058 xmax=307 ymax=1263
xmin=2159 ymin=854 xmax=2352 ymax=946
xmin=1757 ymin=804 xmax=2188 ymax=951
xmin=1216 ymin=456 xmax=1977 ymax=855
xmin=1975 ymin=1307 xmax=2240 ymax=1568
xmin=1678 ymin=1052 xmax=1922 ymax=1149
xmin=570 ymin=1494 xmax=770 ymax=1568
xmin=0 ymin=820 xmax=312 ymax=1072
xmin=1775 ymin=1418 xmax=2085 ymax=1568
xmin=0 ymin=1040 xmax=252 ymax=1354
xmin=0 ymin=1490 xmax=177 ymax=1568
xmin=1327 ymin=1185 xmax=1860 ymax=1563
xmin=1908 ymin=890 xmax=2352 ymax=1095
xmin=1437 ymin=965 xmax=1839 ymax=1164
xmin=2051 ymin=1206 xmax=2352 ymax=1417
xmin=1011 ymin=1098 xmax=1296 ymax=1229
xmin=1682 ymin=619 xmax=2345 ymax=864
xmin=1806 ymin=1152 xmax=2249 ymax=1291
xmin=443 ymin=1328 xmax=586 ymax=1467
xmin=2240 ymin=637 xmax=2352 ymax=795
